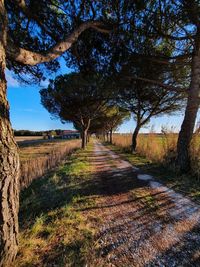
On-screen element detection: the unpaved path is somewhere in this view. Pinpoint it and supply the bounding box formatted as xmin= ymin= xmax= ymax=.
xmin=87 ymin=141 xmax=200 ymax=266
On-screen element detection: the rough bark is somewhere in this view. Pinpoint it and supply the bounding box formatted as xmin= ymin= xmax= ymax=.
xmin=131 ymin=124 xmax=141 ymax=152
xmin=0 ymin=1 xmax=20 ymax=265
xmin=81 ymin=129 xmax=87 ymax=149
xmin=176 ymin=47 xmax=200 ymax=172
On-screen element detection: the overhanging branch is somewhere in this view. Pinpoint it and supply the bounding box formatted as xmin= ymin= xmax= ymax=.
xmin=126 ymin=76 xmax=187 ymax=93
xmin=6 ymin=21 xmax=110 ymax=65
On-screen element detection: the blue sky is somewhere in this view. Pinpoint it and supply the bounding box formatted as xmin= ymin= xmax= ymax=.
xmin=7 ymin=60 xmax=186 ymax=133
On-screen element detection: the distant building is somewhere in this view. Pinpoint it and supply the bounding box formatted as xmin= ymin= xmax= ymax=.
xmin=45 ymin=131 xmax=56 ymax=140
xmin=61 ymin=130 xmax=80 ymax=139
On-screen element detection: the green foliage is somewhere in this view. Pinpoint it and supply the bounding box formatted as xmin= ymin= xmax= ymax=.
xmin=40 ymin=72 xmax=111 ymax=128
xmin=89 ymin=105 xmax=130 ymax=134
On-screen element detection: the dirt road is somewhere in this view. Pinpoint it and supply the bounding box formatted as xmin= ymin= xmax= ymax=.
xmin=87 ymin=141 xmax=200 ymax=266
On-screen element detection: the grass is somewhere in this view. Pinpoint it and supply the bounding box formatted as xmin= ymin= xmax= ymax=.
xmin=15 ymin=136 xmax=43 ymax=142
xmin=131 ymin=188 xmax=159 ymax=212
xmin=104 ymin=141 xmax=200 ymax=205
xmin=14 ymin=137 xmax=200 ymax=266
xmin=19 ymin=139 xmax=78 ymax=161
xmin=112 ymin=132 xmax=200 ymax=174
xmin=14 ymin=142 xmax=99 ymax=267
xmin=19 ymin=139 xmax=81 ymax=189
xmin=112 ymin=132 xmax=177 ymax=163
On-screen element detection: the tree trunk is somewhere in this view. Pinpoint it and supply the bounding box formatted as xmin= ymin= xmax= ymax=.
xmin=131 ymin=125 xmax=140 ymax=152
xmin=87 ymin=134 xmax=90 ymax=143
xmin=0 ymin=2 xmax=20 ymax=265
xmin=106 ymin=132 xmax=109 ymax=142
xmin=110 ymin=129 xmax=113 ymax=144
xmin=81 ymin=119 xmax=90 ymax=149
xmin=176 ymin=48 xmax=200 ymax=172
xmin=81 ymin=129 xmax=87 ymax=149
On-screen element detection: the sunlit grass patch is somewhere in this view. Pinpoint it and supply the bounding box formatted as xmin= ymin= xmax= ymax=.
xmin=60 ymin=159 xmax=91 ymax=177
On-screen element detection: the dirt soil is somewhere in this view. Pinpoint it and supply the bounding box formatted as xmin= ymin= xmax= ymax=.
xmin=85 ymin=140 xmax=200 ymax=267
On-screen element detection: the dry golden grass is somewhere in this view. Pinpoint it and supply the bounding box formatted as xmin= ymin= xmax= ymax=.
xmin=112 ymin=131 xmax=200 ymax=173
xmin=112 ymin=133 xmax=177 ymax=162
xmin=19 ymin=139 xmax=81 ymax=189
xmin=15 ymin=136 xmax=43 ymax=142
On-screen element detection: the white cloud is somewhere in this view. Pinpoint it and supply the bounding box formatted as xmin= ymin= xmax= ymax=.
xmin=40 ymin=79 xmax=49 ymax=87
xmin=6 ymin=70 xmax=19 ymax=88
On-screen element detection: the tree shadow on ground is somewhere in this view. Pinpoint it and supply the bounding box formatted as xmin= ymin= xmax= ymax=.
xmin=19 ymin=147 xmax=146 ymax=229
xmin=18 ymin=144 xmax=200 ymax=266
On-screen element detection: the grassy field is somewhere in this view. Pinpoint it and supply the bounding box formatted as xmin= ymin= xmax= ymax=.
xmin=19 ymin=139 xmax=75 ymax=161
xmin=19 ymin=139 xmax=81 ymax=189
xmin=14 ymin=142 xmax=99 ymax=267
xmin=112 ymin=133 xmax=177 ymax=162
xmin=112 ymin=133 xmax=200 ymax=176
xmin=15 ymin=136 xmax=43 ymax=142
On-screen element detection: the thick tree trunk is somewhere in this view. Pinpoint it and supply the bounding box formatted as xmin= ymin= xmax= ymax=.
xmin=81 ymin=129 xmax=87 ymax=149
xmin=176 ymin=48 xmax=200 ymax=172
xmin=0 ymin=2 xmax=20 ymax=265
xmin=81 ymin=119 xmax=90 ymax=149
xmin=131 ymin=125 xmax=140 ymax=152
xmin=110 ymin=129 xmax=113 ymax=144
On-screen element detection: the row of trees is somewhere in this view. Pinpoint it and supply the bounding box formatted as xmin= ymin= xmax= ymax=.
xmin=40 ymin=73 xmax=130 ymax=148
xmin=0 ymin=0 xmax=199 ymax=265
xmin=40 ymin=70 xmax=184 ymax=153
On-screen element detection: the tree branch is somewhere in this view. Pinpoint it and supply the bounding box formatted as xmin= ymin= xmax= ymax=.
xmin=6 ymin=21 xmax=110 ymax=65
xmin=13 ymin=0 xmax=58 ymax=40
xmin=147 ymin=19 xmax=194 ymax=41
xmin=126 ymin=76 xmax=187 ymax=93
xmin=126 ymin=51 xmax=192 ymax=65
